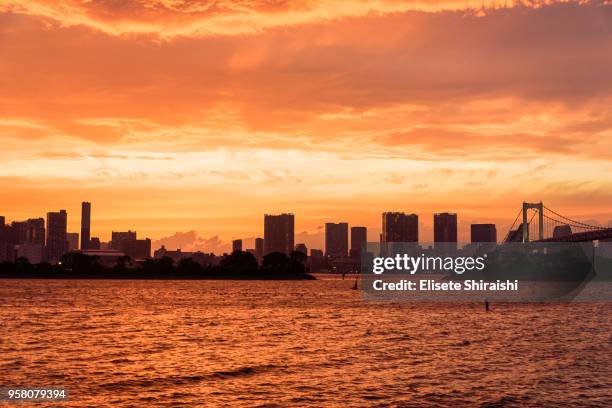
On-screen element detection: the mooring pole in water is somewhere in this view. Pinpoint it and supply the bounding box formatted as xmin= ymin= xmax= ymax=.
xmin=485 ymin=299 xmax=490 ymax=312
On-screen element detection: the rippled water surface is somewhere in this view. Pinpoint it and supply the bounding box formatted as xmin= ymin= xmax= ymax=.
xmin=1 ymin=277 xmax=610 ymax=407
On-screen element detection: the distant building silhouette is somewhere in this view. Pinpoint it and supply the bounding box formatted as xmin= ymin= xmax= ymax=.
xmin=350 ymin=226 xmax=367 ymax=258
xmin=111 ymin=231 xmax=137 ymax=250
xmin=27 ymin=218 xmax=45 ymax=246
xmin=46 ymin=210 xmax=67 ymax=264
xmin=434 ymin=212 xmax=457 ymax=249
xmin=15 ymin=243 xmax=44 ymax=264
xmin=122 ymin=238 xmax=151 ymax=260
xmin=154 ymin=245 xmax=218 ymax=267
xmin=110 ymin=230 xmax=150 ymax=259
xmin=382 ymin=212 xmax=418 ymax=243
xmin=309 ymin=248 xmax=325 ymax=272
xmin=81 ymin=202 xmax=91 ymax=250
xmin=66 ymin=232 xmax=79 ymax=251
xmin=295 ymin=243 xmax=307 ymax=255
xmin=89 ymin=237 xmax=101 ymax=250
xmin=76 ymin=249 xmax=126 ymax=268
xmin=9 ymin=221 xmax=27 ymax=245
xmin=470 ymin=224 xmax=497 ymax=243
xmin=10 ymin=218 xmax=45 ymax=246
xmin=506 ymin=224 xmax=524 ymax=243
xmin=255 ymin=237 xmax=264 ymax=262
xmin=553 ymin=225 xmax=572 ymax=239
xmin=232 ymin=239 xmax=243 ymax=252
xmin=0 ymin=217 xmax=42 ymax=262
xmin=0 ymin=216 xmax=8 ymax=262
xmin=264 ymin=213 xmax=294 ymax=255
xmin=310 ymin=249 xmax=324 ymax=258
xmin=325 ymin=222 xmax=348 ymax=258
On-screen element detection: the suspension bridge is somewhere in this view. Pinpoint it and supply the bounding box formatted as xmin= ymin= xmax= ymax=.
xmin=503 ymin=202 xmax=612 ymax=243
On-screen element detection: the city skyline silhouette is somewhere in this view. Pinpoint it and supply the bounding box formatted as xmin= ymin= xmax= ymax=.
xmin=1 ymin=1 xmax=611 ymax=249
xmin=2 ymin=200 xmax=611 ymax=258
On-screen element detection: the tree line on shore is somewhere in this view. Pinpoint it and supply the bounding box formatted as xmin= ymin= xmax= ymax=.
xmin=0 ymin=250 xmax=314 ymax=280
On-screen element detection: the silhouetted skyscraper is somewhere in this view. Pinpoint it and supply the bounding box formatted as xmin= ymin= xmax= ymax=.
xmin=434 ymin=212 xmax=457 ymax=248
xmin=81 ymin=202 xmax=91 ymax=250
xmin=295 ymin=243 xmax=307 ymax=255
xmin=382 ymin=213 xmax=418 ymax=242
xmin=11 ymin=218 xmax=45 ymax=246
xmin=255 ymin=237 xmax=264 ymax=262
xmin=10 ymin=221 xmax=27 ymax=244
xmin=350 ymin=226 xmax=367 ymax=258
xmin=0 ymin=216 xmax=8 ymax=262
xmin=325 ymin=222 xmax=348 ymax=258
xmin=46 ymin=210 xmax=67 ymax=264
xmin=470 ymin=224 xmax=497 ymax=243
xmin=264 ymin=213 xmax=294 ymax=255
xmin=232 ymin=239 xmax=242 ymax=252
xmin=26 ymin=218 xmax=45 ymax=246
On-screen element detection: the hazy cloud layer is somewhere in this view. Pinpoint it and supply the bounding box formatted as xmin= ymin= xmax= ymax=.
xmin=0 ymin=1 xmax=611 ymax=241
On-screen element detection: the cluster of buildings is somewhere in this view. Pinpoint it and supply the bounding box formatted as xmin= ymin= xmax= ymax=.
xmin=1 ymin=203 xmax=501 ymax=271
xmin=175 ymin=212 xmax=497 ymax=273
xmin=0 ymin=202 xmax=151 ymax=265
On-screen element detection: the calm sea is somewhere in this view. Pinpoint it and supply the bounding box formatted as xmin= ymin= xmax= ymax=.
xmin=0 ymin=277 xmax=610 ymax=407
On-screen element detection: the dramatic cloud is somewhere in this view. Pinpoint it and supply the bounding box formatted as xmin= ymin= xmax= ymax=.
xmin=0 ymin=1 xmax=611 ymax=245
xmin=152 ymin=231 xmax=232 ymax=253
xmin=0 ymin=0 xmax=502 ymax=37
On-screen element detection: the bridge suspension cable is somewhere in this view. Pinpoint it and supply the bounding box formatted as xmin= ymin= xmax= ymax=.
xmin=504 ymin=202 xmax=606 ymax=243
xmin=543 ymin=206 xmax=601 ymax=230
xmin=503 ymin=208 xmax=523 ymax=242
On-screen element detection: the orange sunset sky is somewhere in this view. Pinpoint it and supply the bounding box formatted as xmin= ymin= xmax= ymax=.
xmin=1 ymin=0 xmax=611 ymax=253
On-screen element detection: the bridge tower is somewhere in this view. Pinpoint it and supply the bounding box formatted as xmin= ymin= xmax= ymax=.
xmin=522 ymin=202 xmax=543 ymax=242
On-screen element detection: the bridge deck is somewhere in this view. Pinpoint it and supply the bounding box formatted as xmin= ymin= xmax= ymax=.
xmin=535 ymin=228 xmax=612 ymax=243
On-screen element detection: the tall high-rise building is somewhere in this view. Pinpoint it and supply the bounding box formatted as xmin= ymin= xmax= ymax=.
xmin=0 ymin=216 xmax=8 ymax=262
xmin=26 ymin=218 xmax=45 ymax=245
xmin=11 ymin=218 xmax=45 ymax=246
xmin=81 ymin=202 xmax=91 ymax=250
xmin=264 ymin=213 xmax=294 ymax=255
xmin=470 ymin=224 xmax=497 ymax=243
xmin=325 ymin=222 xmax=348 ymax=258
xmin=434 ymin=212 xmax=457 ymax=248
xmin=255 ymin=237 xmax=264 ymax=262
xmin=46 ymin=210 xmax=67 ymax=264
xmin=232 ymin=239 xmax=243 ymax=252
xmin=350 ymin=226 xmax=367 ymax=258
xmin=7 ymin=218 xmax=45 ymax=263
xmin=382 ymin=212 xmax=418 ymax=242
xmin=9 ymin=221 xmax=27 ymax=244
